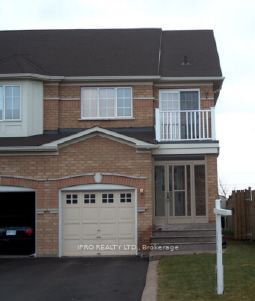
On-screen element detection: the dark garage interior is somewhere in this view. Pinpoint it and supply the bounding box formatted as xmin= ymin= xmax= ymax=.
xmin=0 ymin=192 xmax=35 ymax=255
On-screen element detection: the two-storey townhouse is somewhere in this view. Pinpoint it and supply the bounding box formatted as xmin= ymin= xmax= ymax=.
xmin=0 ymin=29 xmax=223 ymax=256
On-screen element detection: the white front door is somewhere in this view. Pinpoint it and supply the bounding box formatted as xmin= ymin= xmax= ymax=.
xmin=62 ymin=190 xmax=136 ymax=256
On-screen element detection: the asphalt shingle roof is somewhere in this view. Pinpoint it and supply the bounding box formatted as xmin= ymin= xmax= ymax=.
xmin=0 ymin=28 xmax=222 ymax=77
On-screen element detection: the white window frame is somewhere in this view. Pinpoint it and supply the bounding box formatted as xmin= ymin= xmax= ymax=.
xmin=80 ymin=87 xmax=133 ymax=120
xmin=159 ymin=89 xmax=201 ymax=111
xmin=0 ymin=85 xmax=22 ymax=121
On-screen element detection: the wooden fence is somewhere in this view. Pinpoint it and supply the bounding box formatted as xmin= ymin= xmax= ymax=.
xmin=226 ymin=189 xmax=255 ymax=240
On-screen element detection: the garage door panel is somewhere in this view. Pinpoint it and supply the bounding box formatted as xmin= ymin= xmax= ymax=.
xmin=99 ymin=207 xmax=116 ymax=222
xmin=62 ymin=190 xmax=136 ymax=256
xmin=63 ymin=239 xmax=81 ymax=256
xmin=100 ymin=224 xmax=117 ymax=238
xmin=63 ymin=208 xmax=80 ymax=222
xmin=63 ymin=224 xmax=80 ymax=239
xmin=81 ymin=224 xmax=98 ymax=238
xmin=81 ymin=208 xmax=98 ymax=222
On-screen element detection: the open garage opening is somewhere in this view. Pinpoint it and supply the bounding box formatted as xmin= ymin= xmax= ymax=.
xmin=0 ymin=192 xmax=35 ymax=255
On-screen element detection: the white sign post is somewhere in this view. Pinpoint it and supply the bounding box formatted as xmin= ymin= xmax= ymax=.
xmin=214 ymin=199 xmax=232 ymax=295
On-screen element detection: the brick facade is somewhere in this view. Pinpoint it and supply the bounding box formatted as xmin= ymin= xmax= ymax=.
xmin=44 ymin=83 xmax=155 ymax=131
xmin=0 ymin=81 xmax=219 ymax=256
xmin=0 ymin=135 xmax=154 ymax=255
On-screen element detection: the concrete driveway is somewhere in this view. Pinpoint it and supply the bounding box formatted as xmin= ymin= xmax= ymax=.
xmin=0 ymin=257 xmax=148 ymax=301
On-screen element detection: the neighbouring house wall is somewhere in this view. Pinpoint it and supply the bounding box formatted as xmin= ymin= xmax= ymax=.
xmin=43 ymin=82 xmax=155 ymax=131
xmin=206 ymin=154 xmax=218 ymax=223
xmin=0 ymin=135 xmax=154 ymax=255
xmin=0 ymin=80 xmax=43 ymax=137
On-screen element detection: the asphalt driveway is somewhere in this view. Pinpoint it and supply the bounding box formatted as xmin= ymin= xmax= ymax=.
xmin=0 ymin=257 xmax=148 ymax=301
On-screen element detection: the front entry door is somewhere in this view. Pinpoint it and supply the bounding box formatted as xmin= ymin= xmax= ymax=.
xmin=168 ymin=165 xmax=191 ymax=223
xmin=154 ymin=162 xmax=207 ymax=224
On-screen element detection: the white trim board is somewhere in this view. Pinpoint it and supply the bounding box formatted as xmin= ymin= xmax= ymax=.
xmin=0 ymin=185 xmax=35 ymax=192
xmin=0 ymin=73 xmax=224 ymax=82
xmin=43 ymin=126 xmax=157 ymax=149
xmin=153 ymin=143 xmax=219 ymax=155
xmin=61 ymin=184 xmax=135 ymax=191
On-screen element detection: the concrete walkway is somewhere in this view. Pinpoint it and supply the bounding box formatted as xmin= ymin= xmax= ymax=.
xmin=141 ymin=260 xmax=159 ymax=301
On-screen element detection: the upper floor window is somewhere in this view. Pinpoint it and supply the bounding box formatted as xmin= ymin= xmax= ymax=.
xmin=159 ymin=90 xmax=199 ymax=111
xmin=81 ymin=87 xmax=132 ymax=119
xmin=0 ymin=86 xmax=21 ymax=121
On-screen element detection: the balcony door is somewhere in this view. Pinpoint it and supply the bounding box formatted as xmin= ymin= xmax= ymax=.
xmin=159 ymin=90 xmax=199 ymax=140
xmin=154 ymin=162 xmax=207 ymax=224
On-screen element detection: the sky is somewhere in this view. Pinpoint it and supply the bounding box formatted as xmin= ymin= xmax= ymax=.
xmin=0 ymin=0 xmax=254 ymax=195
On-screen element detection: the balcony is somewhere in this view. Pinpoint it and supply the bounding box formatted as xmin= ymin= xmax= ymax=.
xmin=155 ymin=108 xmax=216 ymax=142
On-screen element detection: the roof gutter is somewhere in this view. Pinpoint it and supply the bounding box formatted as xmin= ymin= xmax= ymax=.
xmin=0 ymin=73 xmax=160 ymax=81
xmin=0 ymin=145 xmax=58 ymax=153
xmin=0 ymin=73 xmax=224 ymax=82
xmin=160 ymin=76 xmax=225 ymax=81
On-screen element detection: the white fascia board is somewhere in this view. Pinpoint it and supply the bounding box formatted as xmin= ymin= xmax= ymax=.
xmin=43 ymin=126 xmax=157 ymax=149
xmin=152 ymin=142 xmax=219 ymax=155
xmin=159 ymin=76 xmax=225 ymax=81
xmin=0 ymin=145 xmax=57 ymax=152
xmin=0 ymin=185 xmax=35 ymax=192
xmin=0 ymin=73 xmax=224 ymax=82
xmin=0 ymin=73 xmax=160 ymax=81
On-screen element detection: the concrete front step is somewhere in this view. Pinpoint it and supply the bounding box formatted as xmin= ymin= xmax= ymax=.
xmin=151 ymin=235 xmax=216 ymax=243
xmin=154 ymin=223 xmax=215 ymax=231
xmin=152 ymin=229 xmax=216 ymax=237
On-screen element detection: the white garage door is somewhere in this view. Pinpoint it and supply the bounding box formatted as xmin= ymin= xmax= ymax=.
xmin=62 ymin=190 xmax=136 ymax=256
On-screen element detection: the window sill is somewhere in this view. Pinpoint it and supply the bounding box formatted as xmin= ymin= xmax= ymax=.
xmin=0 ymin=119 xmax=22 ymax=122
xmin=79 ymin=117 xmax=135 ymax=121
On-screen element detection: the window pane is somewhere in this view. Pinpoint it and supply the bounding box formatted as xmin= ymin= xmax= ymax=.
xmin=160 ymin=92 xmax=179 ymax=111
xmin=117 ymin=107 xmax=131 ymax=117
xmin=117 ymin=88 xmax=131 ymax=117
xmin=174 ymin=191 xmax=185 ymax=216
xmin=117 ymin=87 xmax=131 ymax=98
xmin=13 ymin=86 xmax=20 ymax=98
xmin=174 ymin=166 xmax=185 ymax=190
xmin=5 ymin=86 xmax=12 ymax=97
xmin=81 ymin=88 xmax=98 ymax=118
xmin=5 ymin=92 xmax=13 ymax=119
xmin=0 ymin=87 xmax=3 ymax=119
xmin=180 ymin=91 xmax=199 ymax=110
xmin=99 ymin=88 xmax=115 ymax=117
xmin=4 ymin=86 xmax=20 ymax=120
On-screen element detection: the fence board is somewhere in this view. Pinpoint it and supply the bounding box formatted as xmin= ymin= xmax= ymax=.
xmin=226 ymin=188 xmax=255 ymax=240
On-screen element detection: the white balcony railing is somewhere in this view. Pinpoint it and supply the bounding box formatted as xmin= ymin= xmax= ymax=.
xmin=155 ymin=108 xmax=216 ymax=141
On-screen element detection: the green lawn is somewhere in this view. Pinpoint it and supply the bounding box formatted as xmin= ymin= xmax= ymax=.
xmin=158 ymin=241 xmax=255 ymax=301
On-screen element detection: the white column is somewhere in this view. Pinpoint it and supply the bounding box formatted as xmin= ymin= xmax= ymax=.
xmin=211 ymin=107 xmax=216 ymax=140
xmin=155 ymin=108 xmax=161 ymax=141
